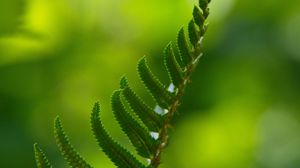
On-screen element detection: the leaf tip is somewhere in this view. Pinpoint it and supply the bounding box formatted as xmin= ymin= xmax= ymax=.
xmin=120 ymin=75 xmax=129 ymax=89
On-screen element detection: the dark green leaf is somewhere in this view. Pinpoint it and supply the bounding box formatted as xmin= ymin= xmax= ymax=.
xmin=91 ymin=102 xmax=146 ymax=168
xmin=112 ymin=90 xmax=157 ymax=158
xmin=199 ymin=0 xmax=208 ymax=11
xmin=54 ymin=117 xmax=93 ymax=168
xmin=199 ymin=0 xmax=210 ymax=18
xmin=188 ymin=19 xmax=200 ymax=47
xmin=120 ymin=76 xmax=128 ymax=89
xmin=137 ymin=57 xmax=174 ymax=109
xmin=120 ymin=76 xmax=163 ymax=132
xmin=164 ymin=43 xmax=184 ymax=87
xmin=34 ymin=143 xmax=53 ymax=168
xmin=193 ymin=5 xmax=205 ymax=27
xmin=177 ymin=28 xmax=193 ymax=67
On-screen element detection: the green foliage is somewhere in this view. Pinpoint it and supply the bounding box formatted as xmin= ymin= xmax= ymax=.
xmin=33 ymin=143 xmax=52 ymax=168
xmin=91 ymin=102 xmax=146 ymax=168
xmin=34 ymin=0 xmax=211 ymax=167
xmin=188 ymin=19 xmax=200 ymax=47
xmin=137 ymin=57 xmax=175 ymax=109
xmin=177 ymin=27 xmax=193 ymax=67
xmin=199 ymin=0 xmax=210 ymax=18
xmin=111 ymin=90 xmax=157 ymax=158
xmin=164 ymin=43 xmax=184 ymax=87
xmin=120 ymin=76 xmax=163 ymax=132
xmin=54 ymin=117 xmax=93 ymax=168
xmin=193 ymin=5 xmax=205 ymax=33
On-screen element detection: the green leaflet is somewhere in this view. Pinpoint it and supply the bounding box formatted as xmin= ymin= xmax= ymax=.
xmin=120 ymin=76 xmax=128 ymax=89
xmin=54 ymin=117 xmax=93 ymax=168
xmin=188 ymin=19 xmax=200 ymax=47
xmin=137 ymin=57 xmax=174 ymax=109
xmin=34 ymin=143 xmax=52 ymax=168
xmin=193 ymin=5 xmax=205 ymax=28
xmin=199 ymin=0 xmax=210 ymax=18
xmin=112 ymin=90 xmax=157 ymax=158
xmin=120 ymin=77 xmax=163 ymax=132
xmin=164 ymin=43 xmax=184 ymax=87
xmin=91 ymin=102 xmax=146 ymax=168
xmin=177 ymin=28 xmax=193 ymax=67
xmin=199 ymin=0 xmax=208 ymax=11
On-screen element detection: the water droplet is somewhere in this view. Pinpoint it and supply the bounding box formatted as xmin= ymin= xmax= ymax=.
xmin=146 ymin=159 xmax=151 ymax=165
xmin=150 ymin=131 xmax=159 ymax=140
xmin=168 ymin=83 xmax=175 ymax=93
xmin=154 ymin=105 xmax=168 ymax=115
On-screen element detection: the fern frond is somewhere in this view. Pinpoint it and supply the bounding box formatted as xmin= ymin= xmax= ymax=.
xmin=137 ymin=57 xmax=174 ymax=109
xmin=149 ymin=1 xmax=211 ymax=167
xmin=164 ymin=43 xmax=184 ymax=88
xmin=120 ymin=76 xmax=163 ymax=132
xmin=177 ymin=28 xmax=193 ymax=67
xmin=34 ymin=1 xmax=212 ymax=167
xmin=91 ymin=102 xmax=146 ymax=168
xmin=54 ymin=117 xmax=92 ymax=168
xmin=112 ymin=90 xmax=157 ymax=158
xmin=34 ymin=143 xmax=53 ymax=168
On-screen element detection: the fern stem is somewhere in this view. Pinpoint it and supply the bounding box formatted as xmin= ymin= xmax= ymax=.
xmin=150 ymin=58 xmax=199 ymax=167
xmin=150 ymin=5 xmax=210 ymax=165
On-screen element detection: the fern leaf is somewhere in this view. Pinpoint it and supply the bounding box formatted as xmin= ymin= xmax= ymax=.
xmin=34 ymin=143 xmax=53 ymax=168
xmin=137 ymin=57 xmax=174 ymax=109
xmin=91 ymin=102 xmax=146 ymax=168
xmin=188 ymin=19 xmax=200 ymax=47
xmin=112 ymin=90 xmax=157 ymax=158
xmin=164 ymin=43 xmax=184 ymax=87
xmin=120 ymin=77 xmax=163 ymax=132
xmin=177 ymin=28 xmax=193 ymax=67
xmin=199 ymin=0 xmax=208 ymax=11
xmin=54 ymin=117 xmax=92 ymax=168
xmin=199 ymin=0 xmax=210 ymax=18
xmin=193 ymin=5 xmax=205 ymax=28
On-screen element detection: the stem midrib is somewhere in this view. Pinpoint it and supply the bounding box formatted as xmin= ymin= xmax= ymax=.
xmin=150 ymin=50 xmax=201 ymax=168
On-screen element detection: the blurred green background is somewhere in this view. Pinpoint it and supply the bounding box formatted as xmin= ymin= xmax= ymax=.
xmin=1 ymin=0 xmax=300 ymax=167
